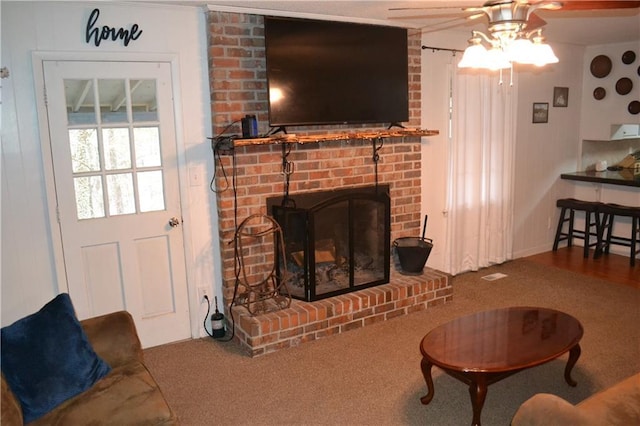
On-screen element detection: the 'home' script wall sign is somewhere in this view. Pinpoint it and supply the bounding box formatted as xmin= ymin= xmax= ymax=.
xmin=85 ymin=8 xmax=143 ymax=47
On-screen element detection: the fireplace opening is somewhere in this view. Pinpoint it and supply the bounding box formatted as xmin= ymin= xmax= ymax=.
xmin=268 ymin=185 xmax=390 ymax=302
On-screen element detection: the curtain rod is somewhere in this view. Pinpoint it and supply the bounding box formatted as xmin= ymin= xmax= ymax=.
xmin=421 ymin=45 xmax=463 ymax=54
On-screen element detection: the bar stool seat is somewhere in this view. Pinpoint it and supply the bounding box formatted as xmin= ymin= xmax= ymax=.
xmin=553 ymin=198 xmax=602 ymax=258
xmin=595 ymin=203 xmax=640 ymax=266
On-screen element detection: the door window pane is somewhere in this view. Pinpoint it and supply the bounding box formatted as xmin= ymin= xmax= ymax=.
xmin=66 ymin=75 xmax=168 ymax=220
xmin=131 ymin=79 xmax=158 ymax=122
xmin=65 ymin=79 xmax=96 ymax=125
xmin=134 ymin=127 xmax=161 ymax=167
xmin=99 ymin=79 xmax=128 ymax=123
xmin=69 ymin=129 xmax=100 ymax=173
xmin=107 ymin=173 xmax=135 ymax=215
xmin=103 ymin=128 xmax=132 ymax=170
xmin=74 ymin=176 xmax=105 ymax=219
xmin=138 ymin=171 xmax=165 ymax=212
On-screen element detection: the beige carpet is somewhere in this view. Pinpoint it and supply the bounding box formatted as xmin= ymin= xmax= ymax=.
xmin=144 ymin=259 xmax=640 ymax=425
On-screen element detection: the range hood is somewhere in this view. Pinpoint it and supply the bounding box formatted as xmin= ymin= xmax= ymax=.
xmin=610 ymin=124 xmax=640 ymax=140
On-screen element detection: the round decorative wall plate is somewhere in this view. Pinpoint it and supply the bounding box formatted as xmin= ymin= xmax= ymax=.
xmin=590 ymin=55 xmax=612 ymax=78
xmin=622 ymin=50 xmax=636 ymax=65
xmin=593 ymin=87 xmax=606 ymax=100
xmin=629 ymin=101 xmax=640 ymax=115
xmin=616 ymin=77 xmax=633 ymax=95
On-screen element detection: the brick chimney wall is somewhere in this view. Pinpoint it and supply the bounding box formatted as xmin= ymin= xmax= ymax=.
xmin=207 ymin=11 xmax=424 ymax=305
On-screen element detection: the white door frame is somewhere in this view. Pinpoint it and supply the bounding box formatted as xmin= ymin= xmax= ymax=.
xmin=32 ymin=51 xmax=200 ymax=340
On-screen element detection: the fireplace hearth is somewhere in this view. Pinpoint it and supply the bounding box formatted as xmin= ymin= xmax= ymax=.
xmin=269 ymin=185 xmax=390 ymax=302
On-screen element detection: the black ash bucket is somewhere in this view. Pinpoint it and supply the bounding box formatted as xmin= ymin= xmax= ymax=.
xmin=393 ymin=215 xmax=433 ymax=274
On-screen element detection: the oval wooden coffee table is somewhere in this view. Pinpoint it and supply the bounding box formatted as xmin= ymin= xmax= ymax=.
xmin=419 ymin=306 xmax=583 ymax=426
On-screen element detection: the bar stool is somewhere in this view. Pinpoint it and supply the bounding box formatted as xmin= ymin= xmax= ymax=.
xmin=595 ymin=203 xmax=640 ymax=267
xmin=553 ymin=198 xmax=602 ymax=258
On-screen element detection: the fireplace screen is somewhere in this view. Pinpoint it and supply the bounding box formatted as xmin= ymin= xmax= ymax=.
xmin=269 ymin=185 xmax=390 ymax=301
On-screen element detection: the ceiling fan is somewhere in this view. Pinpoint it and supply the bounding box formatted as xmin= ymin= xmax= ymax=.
xmin=391 ymin=1 xmax=640 ymax=70
xmin=389 ymin=1 xmax=640 ymax=33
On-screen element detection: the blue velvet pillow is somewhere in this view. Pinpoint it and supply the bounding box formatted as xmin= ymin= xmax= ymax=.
xmin=1 ymin=293 xmax=111 ymax=423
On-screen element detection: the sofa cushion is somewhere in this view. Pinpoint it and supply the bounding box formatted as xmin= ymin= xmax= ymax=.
xmin=30 ymin=362 xmax=178 ymax=425
xmin=0 ymin=293 xmax=111 ymax=423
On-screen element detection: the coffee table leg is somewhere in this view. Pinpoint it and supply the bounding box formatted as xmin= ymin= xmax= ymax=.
xmin=420 ymin=358 xmax=435 ymax=405
xmin=565 ymin=343 xmax=581 ymax=387
xmin=468 ymin=374 xmax=488 ymax=426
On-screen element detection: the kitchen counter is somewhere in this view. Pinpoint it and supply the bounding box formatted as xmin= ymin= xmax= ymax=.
xmin=561 ymin=170 xmax=639 ymax=188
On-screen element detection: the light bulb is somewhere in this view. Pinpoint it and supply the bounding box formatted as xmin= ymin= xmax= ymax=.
xmin=458 ymin=43 xmax=489 ymax=68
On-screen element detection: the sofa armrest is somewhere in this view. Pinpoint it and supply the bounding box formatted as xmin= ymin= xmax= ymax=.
xmin=578 ymin=373 xmax=640 ymax=425
xmin=512 ymin=374 xmax=640 ymax=426
xmin=81 ymin=311 xmax=143 ymax=368
xmin=511 ymin=393 xmax=593 ymax=426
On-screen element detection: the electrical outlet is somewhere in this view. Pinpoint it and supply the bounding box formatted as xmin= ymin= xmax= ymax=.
xmin=197 ymin=287 xmax=209 ymax=303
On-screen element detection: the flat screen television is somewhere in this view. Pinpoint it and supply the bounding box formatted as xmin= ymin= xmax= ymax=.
xmin=264 ymin=16 xmax=409 ymax=128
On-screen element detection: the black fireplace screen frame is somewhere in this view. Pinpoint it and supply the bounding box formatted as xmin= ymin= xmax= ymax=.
xmin=269 ymin=185 xmax=390 ymax=302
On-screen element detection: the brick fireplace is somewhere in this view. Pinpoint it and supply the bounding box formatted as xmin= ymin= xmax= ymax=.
xmin=207 ymin=11 xmax=451 ymax=356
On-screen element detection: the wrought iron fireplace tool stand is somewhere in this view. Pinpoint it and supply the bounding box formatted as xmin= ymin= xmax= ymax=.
xmin=233 ymin=214 xmax=292 ymax=315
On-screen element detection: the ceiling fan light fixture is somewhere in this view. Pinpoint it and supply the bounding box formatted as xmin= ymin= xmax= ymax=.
xmin=505 ymin=37 xmax=534 ymax=63
xmin=457 ymin=26 xmax=558 ymax=70
xmin=459 ymin=45 xmax=489 ymax=68
xmin=529 ymin=31 xmax=559 ymax=66
xmin=529 ymin=42 xmax=559 ymax=67
xmin=458 ymin=36 xmax=489 ymax=68
xmin=459 ymin=31 xmax=510 ymax=70
xmin=510 ymin=31 xmax=558 ymax=66
xmin=485 ymin=46 xmax=512 ymax=70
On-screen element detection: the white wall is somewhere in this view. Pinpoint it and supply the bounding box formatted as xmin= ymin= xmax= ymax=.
xmin=512 ymin=42 xmax=586 ymax=258
xmin=0 ymin=2 xmax=220 ymax=335
xmin=576 ymin=42 xmax=640 ymax=242
xmin=420 ymin=31 xmax=587 ymax=269
xmin=571 ymin=42 xmax=640 ymax=254
xmin=580 ymin=41 xmax=640 ymax=141
xmin=422 ymin=30 xmax=638 ymax=267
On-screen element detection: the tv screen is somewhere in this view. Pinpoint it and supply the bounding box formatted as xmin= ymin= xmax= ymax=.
xmin=264 ymin=17 xmax=409 ymax=127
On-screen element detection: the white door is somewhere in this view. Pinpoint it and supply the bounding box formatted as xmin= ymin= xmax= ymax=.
xmin=42 ymin=60 xmax=190 ymax=348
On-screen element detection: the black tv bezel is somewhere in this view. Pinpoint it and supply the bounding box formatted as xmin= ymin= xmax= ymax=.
xmin=264 ymin=16 xmax=410 ymax=128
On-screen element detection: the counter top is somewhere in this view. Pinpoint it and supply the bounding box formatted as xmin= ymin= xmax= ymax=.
xmin=561 ymin=170 xmax=640 ymax=188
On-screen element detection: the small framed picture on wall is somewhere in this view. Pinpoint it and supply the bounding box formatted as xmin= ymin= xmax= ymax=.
xmin=532 ymin=102 xmax=549 ymax=123
xmin=553 ymin=87 xmax=569 ymax=107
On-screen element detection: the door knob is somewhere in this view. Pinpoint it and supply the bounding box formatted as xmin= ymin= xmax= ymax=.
xmin=169 ymin=217 xmax=181 ymax=227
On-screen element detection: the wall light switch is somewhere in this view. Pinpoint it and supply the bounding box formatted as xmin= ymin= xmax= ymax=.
xmin=189 ymin=165 xmax=203 ymax=187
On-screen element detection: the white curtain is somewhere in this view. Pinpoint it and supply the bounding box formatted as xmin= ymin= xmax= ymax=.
xmin=444 ymin=70 xmax=516 ymax=275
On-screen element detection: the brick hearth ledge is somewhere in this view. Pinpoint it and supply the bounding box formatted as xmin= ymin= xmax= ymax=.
xmin=232 ymin=268 xmax=451 ymax=357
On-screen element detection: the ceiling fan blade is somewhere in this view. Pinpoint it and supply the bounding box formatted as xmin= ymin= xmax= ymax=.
xmin=388 ymin=13 xmax=468 ymax=20
xmin=556 ymin=1 xmax=640 ymax=10
xmin=526 ymin=12 xmax=547 ymax=30
xmin=388 ymin=11 xmax=485 ymax=21
xmin=419 ymin=15 xmax=484 ymax=34
xmin=468 ymin=11 xmax=487 ymax=20
xmin=388 ymin=5 xmax=478 ymax=11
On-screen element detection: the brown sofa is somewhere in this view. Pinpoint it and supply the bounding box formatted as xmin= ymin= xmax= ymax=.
xmin=511 ymin=373 xmax=640 ymax=426
xmin=1 ymin=311 xmax=178 ymax=425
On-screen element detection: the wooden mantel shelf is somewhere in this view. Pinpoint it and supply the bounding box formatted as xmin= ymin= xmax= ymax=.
xmin=232 ymin=128 xmax=439 ymax=147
